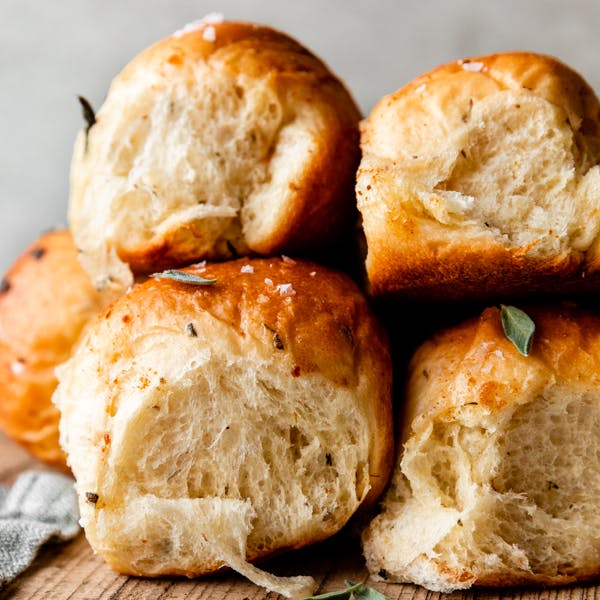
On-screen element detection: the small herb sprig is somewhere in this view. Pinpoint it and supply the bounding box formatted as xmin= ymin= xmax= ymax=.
xmin=150 ymin=270 xmax=217 ymax=286
xmin=77 ymin=95 xmax=96 ymax=150
xmin=304 ymin=580 xmax=390 ymax=600
xmin=500 ymin=305 xmax=535 ymax=356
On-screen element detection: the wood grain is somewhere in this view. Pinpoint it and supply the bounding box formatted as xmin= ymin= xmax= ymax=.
xmin=0 ymin=431 xmax=598 ymax=600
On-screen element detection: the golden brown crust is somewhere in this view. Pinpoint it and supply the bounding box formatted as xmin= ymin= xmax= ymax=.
xmin=404 ymin=304 xmax=600 ymax=442
xmin=0 ymin=230 xmax=104 ymax=468
xmin=366 ymin=231 xmax=584 ymax=300
xmin=76 ymin=20 xmax=360 ymax=275
xmin=358 ymin=51 xmax=600 ymax=300
xmin=102 ymin=257 xmax=393 ymax=509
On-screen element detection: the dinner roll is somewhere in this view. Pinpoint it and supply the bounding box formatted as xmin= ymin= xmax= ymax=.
xmin=357 ymin=52 xmax=600 ymax=300
xmin=55 ymin=257 xmax=393 ymax=597
xmin=0 ymin=230 xmax=104 ymax=469
xmin=363 ymin=305 xmax=600 ymax=591
xmin=70 ymin=17 xmax=361 ymax=294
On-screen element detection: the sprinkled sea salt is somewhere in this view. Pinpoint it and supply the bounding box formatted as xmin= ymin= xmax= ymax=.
xmin=257 ymin=294 xmax=269 ymax=303
xmin=201 ymin=12 xmax=225 ymax=24
xmin=264 ymin=278 xmax=274 ymax=287
xmin=276 ymin=283 xmax=296 ymax=297
xmin=10 ymin=360 xmax=24 ymax=375
xmin=461 ymin=61 xmax=484 ymax=72
xmin=194 ymin=260 xmax=207 ymax=273
xmin=281 ymin=255 xmax=296 ymax=264
xmin=203 ymin=26 xmax=216 ymax=42
xmin=309 ymin=271 xmax=316 ymax=277
xmin=173 ymin=21 xmax=204 ymax=37
xmin=493 ymin=350 xmax=505 ymax=360
xmin=240 ymin=264 xmax=254 ymax=274
xmin=415 ymin=83 xmax=426 ymax=93
xmin=173 ymin=13 xmax=224 ymax=38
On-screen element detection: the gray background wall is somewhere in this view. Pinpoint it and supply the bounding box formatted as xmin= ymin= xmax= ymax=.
xmin=1 ymin=0 xmax=599 ymax=273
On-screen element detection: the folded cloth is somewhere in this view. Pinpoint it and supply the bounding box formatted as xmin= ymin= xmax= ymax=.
xmin=0 ymin=471 xmax=80 ymax=588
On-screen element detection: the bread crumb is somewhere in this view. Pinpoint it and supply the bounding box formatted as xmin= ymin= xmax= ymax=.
xmin=276 ymin=283 xmax=296 ymax=297
xmin=203 ymin=26 xmax=216 ymax=42
xmin=240 ymin=265 xmax=254 ymax=274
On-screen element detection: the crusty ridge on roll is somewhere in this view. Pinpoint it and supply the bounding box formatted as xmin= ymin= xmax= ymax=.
xmin=54 ymin=257 xmax=393 ymax=597
xmin=357 ymin=52 xmax=600 ymax=300
xmin=0 ymin=230 xmax=104 ymax=469
xmin=363 ymin=305 xmax=600 ymax=591
xmin=70 ymin=17 xmax=361 ymax=294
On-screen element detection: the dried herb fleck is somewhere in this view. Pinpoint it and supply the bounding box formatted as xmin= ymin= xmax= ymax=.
xmin=326 ymin=453 xmax=333 ymax=466
xmin=85 ymin=492 xmax=99 ymax=504
xmin=264 ymin=324 xmax=284 ymax=350
xmin=0 ymin=278 xmax=9 ymax=294
xmin=340 ymin=324 xmax=354 ymax=346
xmin=185 ymin=322 xmax=198 ymax=337
xmin=226 ymin=240 xmax=238 ymax=258
xmin=30 ymin=247 xmax=46 ymax=260
xmin=167 ymin=469 xmax=181 ymax=482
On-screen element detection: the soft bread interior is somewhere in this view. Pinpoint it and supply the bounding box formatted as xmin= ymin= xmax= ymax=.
xmin=72 ymin=67 xmax=308 ymax=279
xmin=56 ymin=316 xmax=372 ymax=595
xmin=359 ymin=87 xmax=600 ymax=260
xmin=363 ymin=385 xmax=600 ymax=591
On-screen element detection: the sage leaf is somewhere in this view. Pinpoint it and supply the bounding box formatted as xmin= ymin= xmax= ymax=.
xmin=151 ymin=270 xmax=217 ymax=285
xmin=500 ymin=305 xmax=535 ymax=356
xmin=78 ymin=95 xmax=96 ymax=152
xmin=346 ymin=581 xmax=391 ymax=600
xmin=303 ymin=581 xmax=391 ymax=600
xmin=78 ymin=95 xmax=96 ymax=130
xmin=303 ymin=581 xmax=363 ymax=600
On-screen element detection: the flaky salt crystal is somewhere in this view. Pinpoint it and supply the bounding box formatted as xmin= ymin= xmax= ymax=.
xmin=203 ymin=26 xmax=216 ymax=42
xmin=240 ymin=265 xmax=254 ymax=274
xmin=462 ymin=61 xmax=484 ymax=72
xmin=276 ymin=283 xmax=296 ymax=297
xmin=10 ymin=360 xmax=24 ymax=375
xmin=173 ymin=13 xmax=224 ymax=38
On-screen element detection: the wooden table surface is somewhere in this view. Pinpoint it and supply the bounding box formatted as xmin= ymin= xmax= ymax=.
xmin=1 ymin=431 xmax=598 ymax=600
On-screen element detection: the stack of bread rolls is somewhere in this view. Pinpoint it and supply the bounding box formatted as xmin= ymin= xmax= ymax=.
xmin=0 ymin=16 xmax=393 ymax=600
xmin=2 ymin=15 xmax=600 ymax=598
xmin=359 ymin=52 xmax=600 ymax=592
